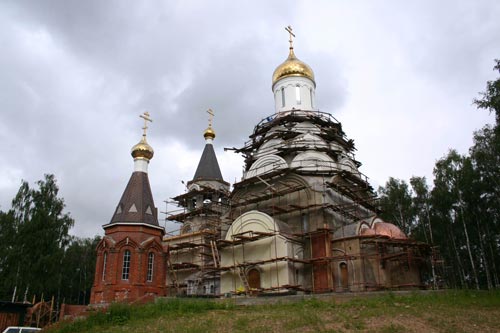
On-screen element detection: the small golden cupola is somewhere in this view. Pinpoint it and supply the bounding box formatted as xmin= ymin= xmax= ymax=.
xmin=131 ymin=136 xmax=154 ymax=160
xmin=272 ymin=47 xmax=315 ymax=89
xmin=272 ymin=26 xmax=317 ymax=113
xmin=204 ymin=127 xmax=216 ymax=140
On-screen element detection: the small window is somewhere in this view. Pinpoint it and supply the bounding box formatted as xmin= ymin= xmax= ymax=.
xmin=310 ymin=88 xmax=314 ymax=108
xmin=128 ymin=204 xmax=137 ymax=213
xmin=147 ymin=252 xmax=154 ymax=282
xmin=281 ymin=87 xmax=285 ymax=107
xmin=122 ymin=250 xmax=131 ymax=280
xmin=296 ymin=85 xmax=301 ymax=105
xmin=102 ymin=252 xmax=108 ymax=281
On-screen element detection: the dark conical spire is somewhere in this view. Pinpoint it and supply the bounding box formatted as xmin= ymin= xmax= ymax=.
xmin=109 ymin=171 xmax=159 ymax=226
xmin=192 ymin=143 xmax=223 ymax=181
xmin=192 ymin=109 xmax=224 ymax=182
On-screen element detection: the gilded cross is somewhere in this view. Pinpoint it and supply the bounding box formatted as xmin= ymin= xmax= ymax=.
xmin=207 ymin=108 xmax=214 ymax=128
xmin=285 ymin=25 xmax=295 ymax=49
xmin=140 ymin=111 xmax=153 ymax=137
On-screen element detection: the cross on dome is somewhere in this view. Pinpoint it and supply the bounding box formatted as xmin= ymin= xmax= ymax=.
xmin=140 ymin=111 xmax=153 ymax=138
xmin=285 ymin=25 xmax=295 ymax=50
xmin=207 ymin=108 xmax=214 ymax=128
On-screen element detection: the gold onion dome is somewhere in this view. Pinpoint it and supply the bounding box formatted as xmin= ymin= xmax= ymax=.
xmin=131 ymin=136 xmax=154 ymax=160
xmin=272 ymin=48 xmax=315 ymax=88
xmin=204 ymin=127 xmax=216 ymax=140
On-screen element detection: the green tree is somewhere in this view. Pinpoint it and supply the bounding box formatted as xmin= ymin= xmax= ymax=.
xmin=409 ymin=176 xmax=439 ymax=288
xmin=471 ymin=59 xmax=500 ymax=289
xmin=431 ymin=150 xmax=481 ymax=289
xmin=0 ymin=174 xmax=75 ymax=301
xmin=60 ymin=236 xmax=100 ymax=304
xmin=474 ymin=59 xmax=500 ymax=124
xmin=0 ymin=210 xmax=18 ymax=299
xmin=377 ymin=177 xmax=415 ymax=236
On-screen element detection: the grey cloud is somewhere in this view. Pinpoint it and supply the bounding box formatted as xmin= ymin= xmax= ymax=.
xmin=1 ymin=0 xmax=499 ymax=238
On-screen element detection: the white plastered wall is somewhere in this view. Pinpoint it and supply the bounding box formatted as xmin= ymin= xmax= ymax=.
xmin=220 ymin=211 xmax=302 ymax=294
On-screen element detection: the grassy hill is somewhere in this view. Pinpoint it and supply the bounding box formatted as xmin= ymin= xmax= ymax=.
xmin=46 ymin=290 xmax=500 ymax=333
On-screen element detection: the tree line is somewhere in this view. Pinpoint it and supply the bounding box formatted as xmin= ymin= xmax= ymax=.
xmin=378 ymin=60 xmax=500 ymax=290
xmin=0 ymin=174 xmax=99 ymax=305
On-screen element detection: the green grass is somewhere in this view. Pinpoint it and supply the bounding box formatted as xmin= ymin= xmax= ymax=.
xmin=46 ymin=290 xmax=500 ymax=333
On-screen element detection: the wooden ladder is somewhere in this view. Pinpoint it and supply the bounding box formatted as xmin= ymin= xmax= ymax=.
xmin=237 ymin=267 xmax=250 ymax=293
xmin=210 ymin=240 xmax=220 ymax=268
xmin=167 ymin=257 xmax=179 ymax=294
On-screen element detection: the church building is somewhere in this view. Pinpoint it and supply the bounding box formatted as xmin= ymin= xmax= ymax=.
xmin=90 ymin=28 xmax=432 ymax=303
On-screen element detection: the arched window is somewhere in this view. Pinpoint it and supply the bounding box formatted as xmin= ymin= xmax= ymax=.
xmin=281 ymin=87 xmax=285 ymax=107
xmin=310 ymin=88 xmax=314 ymax=108
xmin=296 ymin=85 xmax=301 ymax=105
xmin=102 ymin=252 xmax=108 ymax=281
xmin=147 ymin=252 xmax=154 ymax=282
xmin=122 ymin=250 xmax=131 ymax=280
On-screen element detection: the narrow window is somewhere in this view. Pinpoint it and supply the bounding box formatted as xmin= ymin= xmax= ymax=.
xmin=296 ymin=85 xmax=301 ymax=105
xmin=122 ymin=250 xmax=131 ymax=280
xmin=281 ymin=87 xmax=285 ymax=107
xmin=102 ymin=252 xmax=108 ymax=281
xmin=147 ymin=252 xmax=154 ymax=282
xmin=310 ymin=88 xmax=314 ymax=108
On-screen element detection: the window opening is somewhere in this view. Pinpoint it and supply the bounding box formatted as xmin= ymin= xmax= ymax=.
xmin=281 ymin=87 xmax=285 ymax=107
xmin=122 ymin=250 xmax=131 ymax=280
xmin=147 ymin=252 xmax=154 ymax=282
xmin=296 ymin=85 xmax=301 ymax=105
xmin=102 ymin=252 xmax=108 ymax=281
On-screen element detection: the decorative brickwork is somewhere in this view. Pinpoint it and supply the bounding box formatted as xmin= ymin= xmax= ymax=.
xmin=90 ymin=224 xmax=166 ymax=304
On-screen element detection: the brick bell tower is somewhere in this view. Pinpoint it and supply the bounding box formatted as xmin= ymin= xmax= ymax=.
xmin=90 ymin=112 xmax=166 ymax=304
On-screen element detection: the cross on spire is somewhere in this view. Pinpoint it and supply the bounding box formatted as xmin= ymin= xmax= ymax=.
xmin=207 ymin=108 xmax=214 ymax=128
xmin=140 ymin=111 xmax=153 ymax=137
xmin=285 ymin=25 xmax=295 ymax=50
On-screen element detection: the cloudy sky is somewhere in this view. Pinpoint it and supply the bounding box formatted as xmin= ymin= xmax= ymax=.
xmin=1 ymin=0 xmax=499 ymax=238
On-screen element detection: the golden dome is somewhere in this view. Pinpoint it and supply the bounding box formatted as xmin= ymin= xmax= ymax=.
xmin=204 ymin=127 xmax=216 ymax=140
xmin=272 ymin=48 xmax=315 ymax=88
xmin=131 ymin=136 xmax=154 ymax=160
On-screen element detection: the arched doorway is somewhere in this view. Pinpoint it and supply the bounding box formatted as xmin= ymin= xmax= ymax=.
xmin=340 ymin=262 xmax=348 ymax=290
xmin=247 ymin=268 xmax=261 ymax=290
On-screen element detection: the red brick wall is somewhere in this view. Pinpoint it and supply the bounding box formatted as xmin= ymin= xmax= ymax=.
xmin=90 ymin=224 xmax=166 ymax=304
